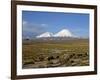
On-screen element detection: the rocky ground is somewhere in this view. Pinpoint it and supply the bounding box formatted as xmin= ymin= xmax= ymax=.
xmin=23 ymin=51 xmax=89 ymax=69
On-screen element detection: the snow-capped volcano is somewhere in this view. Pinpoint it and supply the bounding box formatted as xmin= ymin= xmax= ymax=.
xmin=53 ymin=29 xmax=74 ymax=37
xmin=36 ymin=32 xmax=53 ymax=38
xmin=36 ymin=29 xmax=75 ymax=38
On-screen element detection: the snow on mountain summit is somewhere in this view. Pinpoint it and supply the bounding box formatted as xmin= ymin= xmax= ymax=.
xmin=36 ymin=29 xmax=75 ymax=38
xmin=53 ymin=29 xmax=74 ymax=37
xmin=36 ymin=32 xmax=53 ymax=38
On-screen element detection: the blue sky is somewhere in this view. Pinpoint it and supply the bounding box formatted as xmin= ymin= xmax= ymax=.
xmin=22 ymin=11 xmax=89 ymax=38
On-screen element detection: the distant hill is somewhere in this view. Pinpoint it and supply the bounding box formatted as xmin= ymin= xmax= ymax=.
xmin=23 ymin=29 xmax=89 ymax=41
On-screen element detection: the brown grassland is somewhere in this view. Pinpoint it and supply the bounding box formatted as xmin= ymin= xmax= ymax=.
xmin=22 ymin=39 xmax=89 ymax=69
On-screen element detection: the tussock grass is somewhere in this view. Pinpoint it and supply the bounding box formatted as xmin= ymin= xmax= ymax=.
xmin=22 ymin=39 xmax=89 ymax=68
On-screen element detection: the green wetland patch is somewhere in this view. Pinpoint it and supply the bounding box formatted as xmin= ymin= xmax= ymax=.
xmin=22 ymin=39 xmax=89 ymax=69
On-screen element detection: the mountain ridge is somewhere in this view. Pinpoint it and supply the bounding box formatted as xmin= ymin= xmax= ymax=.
xmin=36 ymin=29 xmax=76 ymax=38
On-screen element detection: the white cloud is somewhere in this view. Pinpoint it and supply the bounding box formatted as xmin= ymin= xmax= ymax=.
xmin=23 ymin=21 xmax=27 ymax=25
xmin=41 ymin=24 xmax=48 ymax=27
xmin=22 ymin=21 xmax=48 ymax=37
